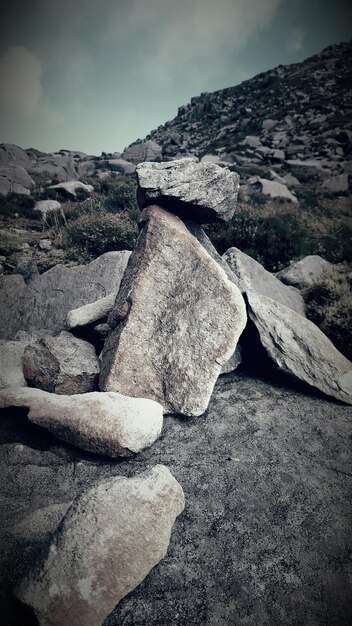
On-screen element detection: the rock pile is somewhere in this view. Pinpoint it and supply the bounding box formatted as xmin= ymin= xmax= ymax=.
xmin=1 ymin=157 xmax=352 ymax=624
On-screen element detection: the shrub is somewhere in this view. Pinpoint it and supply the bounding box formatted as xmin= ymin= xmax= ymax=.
xmin=99 ymin=176 xmax=138 ymax=216
xmin=319 ymin=224 xmax=352 ymax=264
xmin=65 ymin=212 xmax=138 ymax=261
xmin=303 ymin=264 xmax=352 ymax=360
xmin=0 ymin=193 xmax=38 ymax=219
xmin=206 ymin=209 xmax=311 ymax=271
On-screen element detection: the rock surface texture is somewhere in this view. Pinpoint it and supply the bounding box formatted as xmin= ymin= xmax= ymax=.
xmin=0 ymin=340 xmax=27 ymax=389
xmin=1 ymin=372 xmax=351 ymax=625
xmin=15 ymin=465 xmax=184 ymax=626
xmin=0 ymin=387 xmax=164 ymax=456
xmin=67 ymin=293 xmax=116 ymax=330
xmin=136 ymin=159 xmax=240 ymax=223
xmin=0 ymin=251 xmax=131 ymax=339
xmin=246 ymin=290 xmax=352 ymax=405
xmin=22 ymin=331 xmax=100 ymax=394
xmin=100 ymin=206 xmax=247 ymax=416
xmin=223 ymin=247 xmax=305 ymax=315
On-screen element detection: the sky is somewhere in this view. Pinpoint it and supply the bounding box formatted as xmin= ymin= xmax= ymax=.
xmin=0 ymin=0 xmax=351 ymax=155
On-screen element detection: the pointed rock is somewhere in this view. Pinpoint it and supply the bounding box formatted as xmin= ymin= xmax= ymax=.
xmin=15 ymin=465 xmax=184 ymax=626
xmin=136 ymin=158 xmax=240 ymax=223
xmin=0 ymin=387 xmax=163 ymax=456
xmin=245 ymin=290 xmax=352 ymax=405
xmin=100 ymin=206 xmax=247 ymax=416
xmin=223 ymin=247 xmax=305 ymax=315
xmin=276 ymin=255 xmax=332 ymax=290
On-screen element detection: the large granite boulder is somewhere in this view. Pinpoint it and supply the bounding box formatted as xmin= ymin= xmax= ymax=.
xmin=22 ymin=331 xmax=100 ymax=394
xmin=0 ymin=387 xmax=164 ymax=456
xmin=245 ymin=290 xmax=352 ymax=405
xmin=136 ymin=158 xmax=240 ymax=223
xmin=122 ymin=140 xmax=162 ymax=164
xmin=223 ymin=247 xmax=305 ymax=315
xmin=276 ymin=255 xmax=333 ymax=290
xmin=0 ymin=164 xmax=35 ymax=196
xmin=100 ymin=206 xmax=247 ymax=416
xmin=0 ymin=251 xmax=131 ymax=339
xmin=15 ymin=465 xmax=184 ymax=626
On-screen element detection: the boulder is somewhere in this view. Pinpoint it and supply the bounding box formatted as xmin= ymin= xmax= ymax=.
xmin=33 ymin=200 xmax=64 ymax=223
xmin=0 ymin=340 xmax=28 ymax=389
xmin=107 ymin=159 xmax=136 ymax=174
xmin=48 ymin=180 xmax=94 ymax=197
xmin=0 ymin=387 xmax=164 ymax=456
xmin=100 ymin=206 xmax=247 ymax=416
xmin=322 ymin=174 xmax=349 ymax=194
xmin=220 ymin=345 xmax=242 ymax=374
xmin=38 ymin=239 xmax=52 ymax=251
xmin=247 ymin=177 xmax=297 ymax=203
xmin=22 ymin=331 xmax=100 ymax=394
xmin=122 ymin=140 xmax=163 ymax=164
xmin=223 ymin=247 xmax=305 ymax=316
xmin=245 ymin=290 xmax=352 ymax=405
xmin=15 ymin=465 xmax=184 ymax=626
xmin=276 ymin=255 xmax=332 ymax=290
xmin=28 ymin=153 xmax=78 ymax=182
xmin=136 ymin=158 xmax=240 ymax=223
xmin=0 ymin=164 xmax=34 ymax=196
xmin=0 ymin=251 xmax=131 ymax=339
xmin=0 ymin=143 xmax=30 ymax=163
xmin=67 ymin=293 xmax=116 ymax=329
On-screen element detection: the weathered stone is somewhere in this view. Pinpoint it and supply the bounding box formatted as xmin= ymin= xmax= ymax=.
xmin=33 ymin=200 xmax=63 ymax=223
xmin=0 ymin=387 xmax=164 ymax=456
xmin=22 ymin=331 xmax=100 ymax=394
xmin=245 ymin=290 xmax=352 ymax=405
xmin=0 ymin=164 xmax=34 ymax=196
xmin=107 ymin=159 xmax=136 ymax=174
xmin=0 ymin=251 xmax=131 ymax=339
xmin=48 ymin=180 xmax=94 ymax=197
xmin=15 ymin=465 xmax=184 ymax=626
xmin=0 ymin=143 xmax=30 ymax=163
xmin=15 ymin=256 xmax=39 ymax=282
xmin=247 ymin=176 xmax=298 ymax=202
xmin=220 ymin=345 xmax=242 ymax=374
xmin=38 ymin=238 xmax=52 ymax=251
xmin=122 ymin=140 xmax=163 ymax=164
xmin=100 ymin=206 xmax=247 ymax=416
xmin=0 ymin=340 xmax=27 ymax=389
xmin=276 ymin=255 xmax=332 ymax=290
xmin=223 ymin=247 xmax=305 ymax=315
xmin=136 ymin=158 xmax=240 ymax=223
xmin=67 ymin=293 xmax=116 ymax=329
xmin=322 ymin=173 xmax=349 ymax=194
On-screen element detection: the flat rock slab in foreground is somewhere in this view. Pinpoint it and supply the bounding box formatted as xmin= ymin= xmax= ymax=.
xmin=0 ymin=387 xmax=163 ymax=456
xmin=16 ymin=465 xmax=184 ymax=626
xmin=246 ymin=290 xmax=352 ymax=405
xmin=136 ymin=158 xmax=240 ymax=223
xmin=1 ymin=372 xmax=351 ymax=625
xmin=100 ymin=205 xmax=247 ymax=416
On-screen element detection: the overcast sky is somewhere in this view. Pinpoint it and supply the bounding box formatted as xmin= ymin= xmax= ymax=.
xmin=0 ymin=0 xmax=351 ymax=155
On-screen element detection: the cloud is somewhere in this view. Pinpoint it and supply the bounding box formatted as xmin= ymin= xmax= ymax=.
xmin=106 ymin=0 xmax=284 ymax=84
xmin=0 ymin=46 xmax=43 ymax=115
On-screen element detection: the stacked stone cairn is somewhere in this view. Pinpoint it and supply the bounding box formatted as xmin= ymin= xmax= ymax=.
xmin=0 ymin=157 xmax=352 ymax=625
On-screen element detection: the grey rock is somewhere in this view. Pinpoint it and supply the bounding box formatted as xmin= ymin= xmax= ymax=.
xmin=28 ymin=153 xmax=78 ymax=182
xmin=0 ymin=341 xmax=28 ymax=389
xmin=15 ymin=256 xmax=39 ymax=282
xmin=15 ymin=465 xmax=184 ymax=626
xmin=276 ymin=255 xmax=332 ymax=290
xmin=100 ymin=206 xmax=247 ymax=416
xmin=220 ymin=345 xmax=242 ymax=374
xmin=282 ymin=173 xmax=301 ymax=187
xmin=0 ymin=144 xmax=30 ymax=163
xmin=0 ymin=164 xmax=34 ymax=196
xmin=136 ymin=158 xmax=240 ymax=223
xmin=22 ymin=331 xmax=100 ymax=394
xmin=223 ymin=247 xmax=305 ymax=315
xmin=107 ymin=159 xmax=136 ymax=174
xmin=38 ymin=239 xmax=52 ymax=251
xmin=0 ymin=251 xmax=131 ymax=339
xmin=94 ymin=323 xmax=111 ymax=338
xmin=122 ymin=140 xmax=163 ymax=164
xmin=0 ymin=387 xmax=164 ymax=456
xmin=246 ymin=290 xmax=352 ymax=405
xmin=67 ymin=293 xmax=116 ymax=329
xmin=48 ymin=180 xmax=94 ymax=197
xmin=322 ymin=173 xmax=349 ymax=194
xmin=247 ymin=177 xmax=298 ymax=203
xmin=33 ymin=200 xmax=63 ymax=224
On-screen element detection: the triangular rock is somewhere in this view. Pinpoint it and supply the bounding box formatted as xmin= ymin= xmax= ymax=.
xmin=100 ymin=205 xmax=247 ymax=416
xmin=245 ymin=290 xmax=352 ymax=405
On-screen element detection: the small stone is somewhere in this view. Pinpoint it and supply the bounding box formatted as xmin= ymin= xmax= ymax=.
xmin=67 ymin=293 xmax=116 ymax=330
xmin=38 ymin=239 xmax=52 ymax=251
